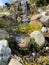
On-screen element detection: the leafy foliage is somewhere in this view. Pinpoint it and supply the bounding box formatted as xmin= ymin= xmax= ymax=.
xmin=29 ymin=39 xmax=39 ymax=52
xmin=35 ymin=0 xmax=49 ymax=7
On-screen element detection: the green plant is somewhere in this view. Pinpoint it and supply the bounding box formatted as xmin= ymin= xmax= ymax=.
xmin=35 ymin=0 xmax=47 ymax=7
xmin=35 ymin=58 xmax=40 ymax=63
xmin=29 ymin=39 xmax=39 ymax=52
xmin=23 ymin=58 xmax=29 ymax=65
xmin=8 ymin=36 xmax=15 ymax=49
xmin=4 ymin=34 xmax=9 ymax=40
xmin=14 ymin=24 xmax=41 ymax=34
xmin=45 ymin=59 xmax=49 ymax=65
xmin=39 ymin=47 xmax=45 ymax=55
xmin=19 ymin=47 xmax=29 ymax=55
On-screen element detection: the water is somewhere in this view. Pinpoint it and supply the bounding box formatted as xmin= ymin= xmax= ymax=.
xmin=21 ymin=0 xmax=27 ymax=15
xmin=21 ymin=0 xmax=29 ymax=23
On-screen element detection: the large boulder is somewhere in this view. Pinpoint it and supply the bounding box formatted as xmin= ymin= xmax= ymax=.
xmin=0 ymin=39 xmax=11 ymax=65
xmin=15 ymin=34 xmax=30 ymax=48
xmin=30 ymin=31 xmax=45 ymax=47
xmin=0 ymin=45 xmax=11 ymax=65
xmin=40 ymin=16 xmax=49 ymax=27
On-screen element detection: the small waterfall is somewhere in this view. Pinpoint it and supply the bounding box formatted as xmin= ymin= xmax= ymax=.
xmin=21 ymin=0 xmax=27 ymax=15
xmin=20 ymin=0 xmax=29 ymax=23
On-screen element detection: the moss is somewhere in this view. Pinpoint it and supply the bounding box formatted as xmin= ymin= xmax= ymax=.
xmin=13 ymin=24 xmax=41 ymax=34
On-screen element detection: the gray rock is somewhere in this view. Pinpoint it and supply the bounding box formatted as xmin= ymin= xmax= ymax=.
xmin=15 ymin=34 xmax=30 ymax=48
xmin=40 ymin=16 xmax=49 ymax=22
xmin=41 ymin=27 xmax=47 ymax=32
xmin=0 ymin=45 xmax=11 ymax=65
xmin=0 ymin=39 xmax=11 ymax=65
xmin=30 ymin=31 xmax=45 ymax=47
xmin=45 ymin=10 xmax=49 ymax=16
xmin=0 ymin=39 xmax=8 ymax=47
xmin=40 ymin=16 xmax=49 ymax=26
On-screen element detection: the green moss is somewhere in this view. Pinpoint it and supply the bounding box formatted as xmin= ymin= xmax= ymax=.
xmin=13 ymin=24 xmax=41 ymax=34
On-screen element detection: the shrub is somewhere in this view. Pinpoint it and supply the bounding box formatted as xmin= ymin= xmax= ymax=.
xmin=18 ymin=47 xmax=29 ymax=55
xmin=35 ymin=0 xmax=48 ymax=7
xmin=29 ymin=39 xmax=39 ymax=52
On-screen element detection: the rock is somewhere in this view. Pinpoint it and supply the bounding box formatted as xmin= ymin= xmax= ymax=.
xmin=46 ymin=5 xmax=49 ymax=10
xmin=32 ymin=52 xmax=36 ymax=58
xmin=30 ymin=4 xmax=35 ymax=14
xmin=13 ymin=55 xmax=22 ymax=62
xmin=0 ymin=39 xmax=8 ymax=47
xmin=27 ymin=0 xmax=35 ymax=4
xmin=0 ymin=12 xmax=11 ymax=18
xmin=15 ymin=34 xmax=30 ymax=48
xmin=0 ymin=30 xmax=9 ymax=39
xmin=0 ymin=45 xmax=11 ymax=65
xmin=41 ymin=12 xmax=46 ymax=16
xmin=17 ymin=16 xmax=22 ymax=23
xmin=38 ymin=8 xmax=44 ymax=14
xmin=30 ymin=31 xmax=45 ymax=47
xmin=48 ymin=28 xmax=49 ymax=33
xmin=42 ymin=32 xmax=49 ymax=37
xmin=45 ymin=10 xmax=49 ymax=16
xmin=46 ymin=47 xmax=49 ymax=50
xmin=41 ymin=27 xmax=47 ymax=32
xmin=31 ymin=14 xmax=42 ymax=21
xmin=8 ymin=57 xmax=22 ymax=65
xmin=29 ymin=20 xmax=43 ymax=29
xmin=40 ymin=16 xmax=49 ymax=26
xmin=41 ymin=10 xmax=49 ymax=16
